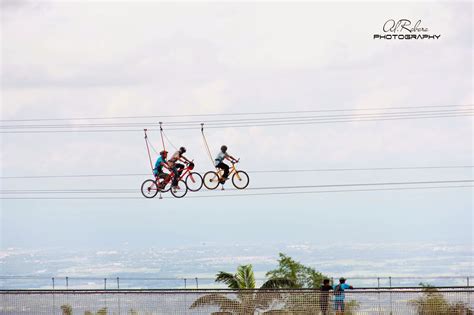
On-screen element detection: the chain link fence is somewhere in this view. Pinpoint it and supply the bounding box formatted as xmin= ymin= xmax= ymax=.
xmin=1 ymin=288 xmax=473 ymax=314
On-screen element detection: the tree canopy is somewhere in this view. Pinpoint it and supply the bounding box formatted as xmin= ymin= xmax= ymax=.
xmin=266 ymin=253 xmax=326 ymax=288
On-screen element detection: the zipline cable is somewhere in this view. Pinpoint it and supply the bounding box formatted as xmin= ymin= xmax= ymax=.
xmin=143 ymin=129 xmax=154 ymax=172
xmin=201 ymin=123 xmax=216 ymax=169
xmin=2 ymin=179 xmax=473 ymax=194
xmin=1 ymin=113 xmax=471 ymax=134
xmin=1 ymin=104 xmax=472 ymax=122
xmin=0 ymin=185 xmax=471 ymax=199
xmin=0 ymin=109 xmax=473 ymax=129
xmin=162 ymin=129 xmax=178 ymax=151
xmin=1 ymin=109 xmax=472 ymax=129
xmin=159 ymin=122 xmax=166 ymax=152
xmin=1 ymin=166 xmax=472 ymax=179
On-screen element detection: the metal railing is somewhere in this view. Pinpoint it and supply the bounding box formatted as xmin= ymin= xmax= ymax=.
xmin=0 ymin=275 xmax=471 ymax=290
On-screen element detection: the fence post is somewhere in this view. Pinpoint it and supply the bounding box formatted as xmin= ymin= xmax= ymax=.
xmin=184 ymin=278 xmax=187 ymax=289
xmin=377 ymin=277 xmax=381 ymax=315
xmin=195 ymin=277 xmax=198 ymax=289
xmin=389 ymin=277 xmax=393 ymax=315
xmin=104 ymin=278 xmax=107 ymax=290
xmin=52 ymin=277 xmax=56 ymax=315
xmin=468 ymin=277 xmax=471 ymax=310
xmin=117 ymin=277 xmax=120 ymax=289
xmin=66 ymin=277 xmax=69 ymax=290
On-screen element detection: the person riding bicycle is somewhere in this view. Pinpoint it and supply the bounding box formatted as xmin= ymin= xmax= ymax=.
xmin=215 ymin=145 xmax=238 ymax=183
xmin=153 ymin=150 xmax=169 ymax=180
xmin=168 ymin=146 xmax=191 ymax=188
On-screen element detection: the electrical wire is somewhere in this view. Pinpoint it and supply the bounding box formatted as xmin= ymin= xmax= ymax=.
xmin=1 ymin=165 xmax=472 ymax=179
xmin=1 ymin=108 xmax=472 ymax=129
xmin=1 ymin=104 xmax=471 ymax=122
xmin=1 ymin=113 xmax=472 ymax=134
xmin=0 ymin=185 xmax=471 ymax=199
xmin=1 ymin=180 xmax=472 ymax=194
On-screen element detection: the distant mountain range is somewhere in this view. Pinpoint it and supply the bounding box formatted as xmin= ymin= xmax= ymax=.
xmin=1 ymin=242 xmax=472 ymax=289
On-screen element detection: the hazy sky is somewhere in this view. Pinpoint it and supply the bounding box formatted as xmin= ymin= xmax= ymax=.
xmin=0 ymin=1 xmax=472 ymax=251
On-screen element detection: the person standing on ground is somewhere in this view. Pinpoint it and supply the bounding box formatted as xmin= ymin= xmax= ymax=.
xmin=333 ymin=277 xmax=353 ymax=314
xmin=320 ymin=278 xmax=332 ymax=315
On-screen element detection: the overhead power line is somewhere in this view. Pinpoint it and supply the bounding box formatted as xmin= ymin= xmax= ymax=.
xmin=0 ymin=185 xmax=471 ymax=200
xmin=1 ymin=104 xmax=471 ymax=122
xmin=1 ymin=108 xmax=471 ymax=129
xmin=1 ymin=166 xmax=472 ymax=179
xmin=1 ymin=179 xmax=472 ymax=194
xmin=1 ymin=113 xmax=472 ymax=134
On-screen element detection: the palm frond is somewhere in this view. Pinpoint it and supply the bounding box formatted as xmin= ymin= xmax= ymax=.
xmin=236 ymin=264 xmax=256 ymax=289
xmin=260 ymin=278 xmax=296 ymax=289
xmin=189 ymin=293 xmax=242 ymax=311
xmin=216 ymin=271 xmax=240 ymax=289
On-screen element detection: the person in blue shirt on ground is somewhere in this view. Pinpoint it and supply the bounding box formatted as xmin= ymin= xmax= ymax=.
xmin=215 ymin=145 xmax=238 ymax=184
xmin=333 ymin=277 xmax=354 ymax=314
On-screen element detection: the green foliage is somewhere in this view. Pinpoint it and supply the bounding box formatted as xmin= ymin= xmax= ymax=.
xmin=60 ymin=304 xmax=72 ymax=315
xmin=191 ymin=263 xmax=294 ymax=314
xmin=409 ymin=283 xmax=473 ymax=315
xmin=266 ymin=253 xmax=326 ymax=289
xmin=84 ymin=312 xmax=93 ymax=315
xmin=216 ymin=264 xmax=256 ymax=289
xmin=215 ymin=264 xmax=295 ymax=290
xmin=192 ymin=255 xmax=329 ymax=314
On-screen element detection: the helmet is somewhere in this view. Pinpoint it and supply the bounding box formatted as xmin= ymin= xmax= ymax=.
xmin=179 ymin=146 xmax=186 ymax=154
xmin=221 ymin=145 xmax=228 ymax=153
xmin=160 ymin=150 xmax=168 ymax=156
xmin=339 ymin=277 xmax=346 ymax=283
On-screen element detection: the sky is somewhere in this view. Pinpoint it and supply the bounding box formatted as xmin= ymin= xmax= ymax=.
xmin=0 ymin=1 xmax=472 ymax=254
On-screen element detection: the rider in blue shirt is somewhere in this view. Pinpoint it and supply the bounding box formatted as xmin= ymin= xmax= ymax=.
xmin=153 ymin=150 xmax=169 ymax=179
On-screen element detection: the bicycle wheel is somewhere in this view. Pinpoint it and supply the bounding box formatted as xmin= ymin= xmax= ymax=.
xmin=232 ymin=171 xmax=249 ymax=189
xmin=203 ymin=171 xmax=220 ymax=190
xmin=170 ymin=179 xmax=188 ymax=198
xmin=185 ymin=172 xmax=203 ymax=192
xmin=141 ymin=179 xmax=159 ymax=198
xmin=159 ymin=175 xmax=172 ymax=193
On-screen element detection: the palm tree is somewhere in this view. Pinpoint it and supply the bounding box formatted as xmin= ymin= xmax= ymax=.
xmin=190 ymin=264 xmax=295 ymax=314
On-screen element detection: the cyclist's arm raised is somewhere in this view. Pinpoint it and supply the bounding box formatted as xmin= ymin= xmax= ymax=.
xmin=180 ymin=155 xmax=192 ymax=164
xmin=225 ymin=154 xmax=239 ymax=163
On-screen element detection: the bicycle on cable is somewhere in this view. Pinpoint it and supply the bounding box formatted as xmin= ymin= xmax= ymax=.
xmin=203 ymin=145 xmax=249 ymax=190
xmin=141 ymin=149 xmax=204 ymax=199
xmin=141 ymin=129 xmax=203 ymax=199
